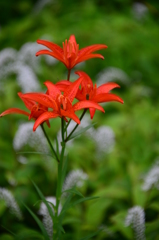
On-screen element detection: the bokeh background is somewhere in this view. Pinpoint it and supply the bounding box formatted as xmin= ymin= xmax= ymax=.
xmin=0 ymin=0 xmax=159 ymax=239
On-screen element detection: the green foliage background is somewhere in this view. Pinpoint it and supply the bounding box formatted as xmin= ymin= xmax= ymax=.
xmin=0 ymin=0 xmax=159 ymax=239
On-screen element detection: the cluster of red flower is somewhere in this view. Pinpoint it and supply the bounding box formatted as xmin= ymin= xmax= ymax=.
xmin=0 ymin=35 xmax=123 ymax=131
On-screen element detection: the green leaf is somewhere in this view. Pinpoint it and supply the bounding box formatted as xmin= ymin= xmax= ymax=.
xmin=60 ymin=192 xmax=74 ymax=218
xmin=70 ymin=196 xmax=99 ymax=208
xmin=33 ymin=200 xmax=43 ymax=207
xmin=149 ymin=202 xmax=159 ymax=212
xmin=79 ymin=229 xmax=102 ymax=240
xmin=16 ymin=229 xmax=44 ymax=240
xmin=31 ymin=180 xmax=55 ymax=223
xmin=58 ymin=225 xmax=65 ymax=234
xmin=0 ymin=234 xmax=14 ymax=240
xmin=16 ymin=151 xmax=53 ymax=158
xmin=63 ymin=188 xmax=84 ymax=198
xmin=1 ymin=225 xmax=16 ymax=237
xmin=60 ymin=196 xmax=99 ymax=216
xmin=146 ymin=219 xmax=159 ymax=234
xmin=110 ymin=211 xmax=133 ymax=239
xmin=22 ymin=203 xmax=50 ymax=240
xmin=67 ymin=123 xmax=96 ymax=141
xmin=86 ymin=198 xmax=112 ymax=226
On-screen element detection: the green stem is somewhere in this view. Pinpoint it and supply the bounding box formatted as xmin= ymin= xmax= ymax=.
xmin=65 ymin=118 xmax=71 ymax=131
xmin=67 ymin=69 xmax=71 ymax=81
xmin=41 ymin=124 xmax=60 ymax=163
xmin=53 ymin=118 xmax=66 ymax=240
xmin=64 ymin=109 xmax=87 ymax=142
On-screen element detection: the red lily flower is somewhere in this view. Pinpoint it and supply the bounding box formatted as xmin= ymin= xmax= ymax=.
xmin=21 ymin=77 xmax=105 ymax=131
xmin=36 ymin=35 xmax=107 ymax=70
xmin=0 ymin=93 xmax=51 ymax=128
xmin=75 ymin=71 xmax=124 ymax=119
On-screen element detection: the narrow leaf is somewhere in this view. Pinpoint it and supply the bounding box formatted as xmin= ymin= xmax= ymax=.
xmin=59 ymin=225 xmax=65 ymax=234
xmin=80 ymin=229 xmax=102 ymax=240
xmin=68 ymin=123 xmax=96 ymax=141
xmin=1 ymin=225 xmax=16 ymax=237
xmin=16 ymin=229 xmax=44 ymax=240
xmin=70 ymin=196 xmax=99 ymax=208
xmin=60 ymin=192 xmax=74 ymax=218
xmin=60 ymin=196 xmax=99 ymax=216
xmin=31 ymin=180 xmax=55 ymax=223
xmin=22 ymin=203 xmax=50 ymax=240
xmin=16 ymin=151 xmax=54 ymax=158
xmin=63 ymin=188 xmax=84 ymax=198
xmin=33 ymin=200 xmax=43 ymax=207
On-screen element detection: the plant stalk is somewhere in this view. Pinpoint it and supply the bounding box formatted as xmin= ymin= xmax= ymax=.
xmin=41 ymin=124 xmax=60 ymax=163
xmin=64 ymin=109 xmax=87 ymax=142
xmin=53 ymin=118 xmax=66 ymax=239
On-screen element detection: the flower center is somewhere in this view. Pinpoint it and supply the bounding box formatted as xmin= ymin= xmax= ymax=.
xmin=86 ymin=94 xmax=89 ymax=100
xmin=57 ymin=95 xmax=67 ymax=110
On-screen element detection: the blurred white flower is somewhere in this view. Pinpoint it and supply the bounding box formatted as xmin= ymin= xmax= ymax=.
xmin=99 ymin=225 xmax=114 ymax=237
xmin=56 ymin=115 xmax=92 ymax=152
xmin=0 ymin=47 xmax=40 ymax=92
xmin=62 ymin=169 xmax=88 ymax=197
xmin=96 ymin=67 xmax=130 ymax=86
xmin=142 ymin=160 xmax=159 ymax=191
xmin=96 ymin=126 xmax=115 ymax=153
xmin=13 ymin=122 xmax=48 ymax=153
xmin=132 ymin=2 xmax=148 ymax=21
xmin=125 ymin=206 xmax=145 ymax=240
xmin=39 ymin=196 xmax=61 ymax=239
xmin=88 ymin=125 xmax=115 ymax=157
xmin=33 ymin=0 xmax=52 ymax=14
xmin=0 ymin=41 xmax=57 ymax=93
xmin=17 ymin=155 xmax=28 ymax=164
xmin=13 ymin=122 xmax=55 ymax=169
xmin=58 ymin=115 xmax=115 ymax=157
xmin=0 ymin=48 xmax=17 ymax=66
xmin=18 ymin=42 xmax=41 ymax=71
xmin=14 ymin=63 xmax=40 ymax=92
xmin=0 ymin=187 xmax=22 ymax=220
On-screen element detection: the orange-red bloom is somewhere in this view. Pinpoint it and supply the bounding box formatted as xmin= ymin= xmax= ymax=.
xmin=75 ymin=71 xmax=124 ymax=119
xmin=0 ymin=93 xmax=51 ymax=127
xmin=21 ymin=77 xmax=105 ymax=131
xmin=36 ymin=35 xmax=107 ymax=70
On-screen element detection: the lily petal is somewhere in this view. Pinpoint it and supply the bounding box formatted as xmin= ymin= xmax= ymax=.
xmin=64 ymin=77 xmax=82 ymax=103
xmin=73 ymin=100 xmax=105 ymax=113
xmin=68 ymin=35 xmax=77 ymax=45
xmin=22 ymin=93 xmax=58 ymax=110
xmin=75 ymin=70 xmax=93 ymax=88
xmin=96 ymin=82 xmax=121 ymax=94
xmin=55 ymin=80 xmax=72 ymax=92
xmin=44 ymin=81 xmax=61 ymax=99
xmin=60 ymin=109 xmax=80 ymax=124
xmin=89 ymin=108 xmax=96 ymax=119
xmin=79 ymin=44 xmax=107 ymax=55
xmin=0 ymin=108 xmax=29 ymax=117
xmin=36 ymin=39 xmax=63 ymax=53
xmin=93 ymin=93 xmax=124 ymax=104
xmin=77 ymin=53 xmax=105 ymax=63
xmin=36 ymin=50 xmax=64 ymax=63
xmin=18 ymin=92 xmax=35 ymax=111
xmin=33 ymin=111 xmax=60 ymax=131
